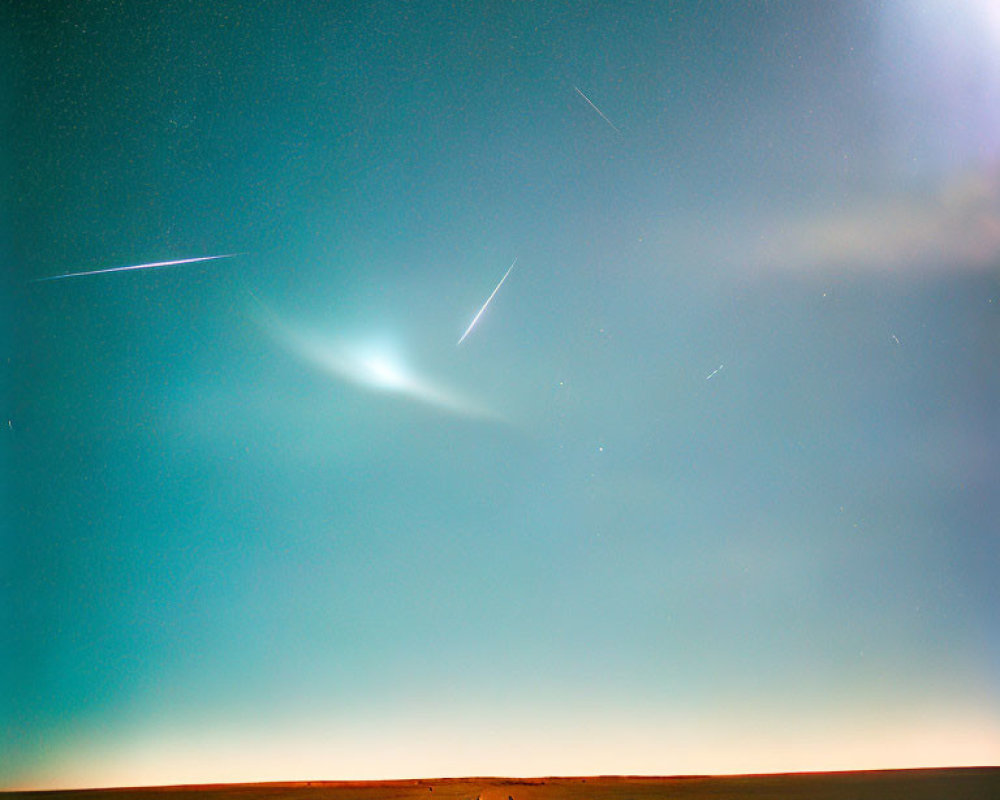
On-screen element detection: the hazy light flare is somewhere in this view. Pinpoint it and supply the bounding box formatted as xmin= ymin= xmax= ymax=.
xmin=247 ymin=296 xmax=500 ymax=420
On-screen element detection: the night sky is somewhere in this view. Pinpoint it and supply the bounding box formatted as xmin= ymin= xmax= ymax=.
xmin=4 ymin=0 xmax=1000 ymax=789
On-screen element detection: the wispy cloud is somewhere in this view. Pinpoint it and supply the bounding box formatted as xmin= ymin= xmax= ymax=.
xmin=754 ymin=168 xmax=1000 ymax=277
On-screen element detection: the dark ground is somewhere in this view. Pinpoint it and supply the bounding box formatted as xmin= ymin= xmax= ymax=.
xmin=5 ymin=769 xmax=1000 ymax=800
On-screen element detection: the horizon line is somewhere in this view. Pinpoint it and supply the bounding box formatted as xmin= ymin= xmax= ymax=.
xmin=6 ymin=765 xmax=997 ymax=794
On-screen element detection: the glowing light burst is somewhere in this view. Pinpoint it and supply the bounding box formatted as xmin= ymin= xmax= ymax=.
xmin=305 ymin=335 xmax=495 ymax=418
xmin=360 ymin=355 xmax=410 ymax=391
xmin=248 ymin=297 xmax=498 ymax=420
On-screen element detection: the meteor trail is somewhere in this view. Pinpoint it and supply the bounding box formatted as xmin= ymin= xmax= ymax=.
xmin=457 ymin=257 xmax=517 ymax=345
xmin=31 ymin=253 xmax=242 ymax=282
xmin=573 ymin=85 xmax=621 ymax=134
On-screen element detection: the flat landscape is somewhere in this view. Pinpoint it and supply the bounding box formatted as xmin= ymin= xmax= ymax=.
xmin=6 ymin=770 xmax=1000 ymax=800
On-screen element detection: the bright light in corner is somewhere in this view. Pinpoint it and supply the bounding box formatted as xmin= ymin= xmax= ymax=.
xmin=890 ymin=0 xmax=1000 ymax=66
xmin=966 ymin=0 xmax=1000 ymax=40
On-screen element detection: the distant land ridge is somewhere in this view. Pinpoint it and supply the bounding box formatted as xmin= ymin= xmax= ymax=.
xmin=4 ymin=768 xmax=999 ymax=800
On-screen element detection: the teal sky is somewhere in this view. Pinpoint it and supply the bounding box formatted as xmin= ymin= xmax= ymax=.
xmin=4 ymin=0 xmax=1000 ymax=789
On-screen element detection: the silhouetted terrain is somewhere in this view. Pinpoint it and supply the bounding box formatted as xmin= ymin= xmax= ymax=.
xmin=6 ymin=769 xmax=1000 ymax=800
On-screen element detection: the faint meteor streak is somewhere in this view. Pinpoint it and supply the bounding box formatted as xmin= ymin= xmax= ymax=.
xmin=31 ymin=253 xmax=242 ymax=282
xmin=573 ymin=85 xmax=621 ymax=134
xmin=457 ymin=257 xmax=518 ymax=345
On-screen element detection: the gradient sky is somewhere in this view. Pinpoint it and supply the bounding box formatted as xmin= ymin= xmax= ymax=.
xmin=4 ymin=0 xmax=1000 ymax=790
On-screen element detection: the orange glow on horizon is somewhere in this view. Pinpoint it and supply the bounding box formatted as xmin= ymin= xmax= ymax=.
xmin=12 ymin=708 xmax=1000 ymax=792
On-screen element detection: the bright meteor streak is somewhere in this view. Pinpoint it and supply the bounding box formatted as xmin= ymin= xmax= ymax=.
xmin=573 ymin=85 xmax=621 ymax=134
xmin=31 ymin=253 xmax=242 ymax=282
xmin=457 ymin=257 xmax=518 ymax=345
